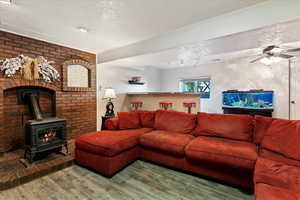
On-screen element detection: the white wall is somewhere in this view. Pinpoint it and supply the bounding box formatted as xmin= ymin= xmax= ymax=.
xmin=97 ymin=65 xmax=161 ymax=129
xmin=160 ymin=58 xmax=289 ymax=119
xmin=99 ymin=65 xmax=161 ymax=94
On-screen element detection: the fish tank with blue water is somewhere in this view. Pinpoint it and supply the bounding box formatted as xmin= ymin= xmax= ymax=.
xmin=222 ymin=91 xmax=274 ymax=110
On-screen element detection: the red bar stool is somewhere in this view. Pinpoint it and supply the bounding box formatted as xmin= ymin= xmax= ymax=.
xmin=183 ymin=101 xmax=196 ymax=114
xmin=159 ymin=101 xmax=173 ymax=110
xmin=130 ymin=101 xmax=143 ymax=110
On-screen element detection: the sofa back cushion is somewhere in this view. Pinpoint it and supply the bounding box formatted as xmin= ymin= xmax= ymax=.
xmin=261 ymin=119 xmax=300 ymax=161
xmin=118 ymin=112 xmax=141 ymax=129
xmin=133 ymin=110 xmax=155 ymax=128
xmin=104 ymin=117 xmax=119 ymax=130
xmin=194 ymin=112 xmax=254 ymax=141
xmin=254 ymin=115 xmax=275 ymax=144
xmin=154 ymin=110 xmax=196 ymax=134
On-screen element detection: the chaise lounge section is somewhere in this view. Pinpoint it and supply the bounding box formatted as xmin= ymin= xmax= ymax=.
xmin=75 ymin=110 xmax=300 ymax=199
xmin=76 ymin=128 xmax=152 ymax=176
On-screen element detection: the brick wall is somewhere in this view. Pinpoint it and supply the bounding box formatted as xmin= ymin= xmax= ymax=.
xmin=0 ymin=30 xmax=97 ymax=152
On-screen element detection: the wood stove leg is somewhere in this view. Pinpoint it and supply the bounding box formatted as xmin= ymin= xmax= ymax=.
xmin=24 ymin=148 xmax=28 ymax=160
xmin=29 ymin=152 xmax=35 ymax=163
xmin=58 ymin=144 xmax=69 ymax=156
xmin=65 ymin=144 xmax=69 ymax=154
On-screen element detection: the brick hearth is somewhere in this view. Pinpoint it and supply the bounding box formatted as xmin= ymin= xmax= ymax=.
xmin=0 ymin=140 xmax=75 ymax=191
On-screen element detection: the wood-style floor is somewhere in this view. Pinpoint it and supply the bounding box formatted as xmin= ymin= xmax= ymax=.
xmin=0 ymin=161 xmax=253 ymax=200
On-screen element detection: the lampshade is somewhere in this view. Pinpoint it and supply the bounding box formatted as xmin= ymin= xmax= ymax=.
xmin=103 ymin=88 xmax=116 ymax=99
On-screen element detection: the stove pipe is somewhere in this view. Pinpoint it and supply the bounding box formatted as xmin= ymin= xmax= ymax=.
xmin=24 ymin=93 xmax=43 ymax=121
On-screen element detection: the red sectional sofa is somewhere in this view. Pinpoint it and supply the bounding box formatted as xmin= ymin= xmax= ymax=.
xmin=75 ymin=110 xmax=300 ymax=199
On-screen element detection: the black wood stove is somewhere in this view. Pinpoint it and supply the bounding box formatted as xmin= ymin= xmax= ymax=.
xmin=17 ymin=88 xmax=68 ymax=163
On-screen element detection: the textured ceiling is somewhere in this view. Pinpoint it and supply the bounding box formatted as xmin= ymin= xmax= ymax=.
xmin=103 ymin=19 xmax=300 ymax=69
xmin=0 ymin=0 xmax=267 ymax=53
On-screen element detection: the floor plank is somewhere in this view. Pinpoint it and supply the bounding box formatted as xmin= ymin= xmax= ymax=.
xmin=0 ymin=161 xmax=253 ymax=200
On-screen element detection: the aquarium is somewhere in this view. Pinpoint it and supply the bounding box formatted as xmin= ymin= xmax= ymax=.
xmin=222 ymin=91 xmax=274 ymax=109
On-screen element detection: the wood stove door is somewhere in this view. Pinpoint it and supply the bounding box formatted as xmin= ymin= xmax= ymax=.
xmin=25 ymin=121 xmax=67 ymax=152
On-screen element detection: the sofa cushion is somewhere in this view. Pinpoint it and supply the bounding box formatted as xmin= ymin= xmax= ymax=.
xmin=104 ymin=117 xmax=119 ymax=130
xmin=261 ymin=119 xmax=300 ymax=161
xmin=185 ymin=136 xmax=258 ymax=170
xmin=139 ymin=130 xmax=194 ymax=157
xmin=255 ymin=183 xmax=300 ymax=200
xmin=134 ymin=110 xmax=155 ymax=128
xmin=254 ymin=115 xmax=274 ymax=144
xmin=154 ymin=110 xmax=196 ymax=134
xmin=76 ymin=128 xmax=152 ymax=157
xmin=118 ymin=112 xmax=141 ymax=129
xmin=194 ymin=113 xmax=254 ymax=141
xmin=260 ymin=148 xmax=300 ymax=168
xmin=254 ymin=157 xmax=300 ymax=192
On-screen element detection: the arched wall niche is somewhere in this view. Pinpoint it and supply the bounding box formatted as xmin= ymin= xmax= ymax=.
xmin=62 ymin=59 xmax=96 ymax=92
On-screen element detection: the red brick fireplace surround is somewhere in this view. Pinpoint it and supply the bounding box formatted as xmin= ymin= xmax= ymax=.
xmin=0 ymin=30 xmax=97 ymax=153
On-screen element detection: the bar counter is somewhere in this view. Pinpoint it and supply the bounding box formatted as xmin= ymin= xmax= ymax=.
xmin=127 ymin=92 xmax=200 ymax=96
xmin=123 ymin=92 xmax=200 ymax=113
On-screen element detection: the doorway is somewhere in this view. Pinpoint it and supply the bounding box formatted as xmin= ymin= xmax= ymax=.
xmin=290 ymin=59 xmax=300 ymax=120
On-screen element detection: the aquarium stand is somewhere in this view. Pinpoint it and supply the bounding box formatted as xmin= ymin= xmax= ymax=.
xmin=223 ymin=107 xmax=273 ymax=117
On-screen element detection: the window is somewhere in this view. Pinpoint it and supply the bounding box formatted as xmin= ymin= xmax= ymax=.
xmin=179 ymin=77 xmax=211 ymax=98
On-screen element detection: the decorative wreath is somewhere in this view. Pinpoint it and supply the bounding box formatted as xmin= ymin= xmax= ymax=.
xmin=0 ymin=55 xmax=60 ymax=83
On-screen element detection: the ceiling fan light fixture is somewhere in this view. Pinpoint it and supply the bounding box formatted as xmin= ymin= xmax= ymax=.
xmin=270 ymin=47 xmax=284 ymax=54
xmin=260 ymin=56 xmax=282 ymax=65
xmin=270 ymin=56 xmax=282 ymax=63
xmin=251 ymin=45 xmax=297 ymax=64
xmin=260 ymin=57 xmax=273 ymax=65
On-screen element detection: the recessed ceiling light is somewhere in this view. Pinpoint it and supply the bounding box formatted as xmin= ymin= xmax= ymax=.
xmin=78 ymin=27 xmax=88 ymax=33
xmin=0 ymin=0 xmax=12 ymax=5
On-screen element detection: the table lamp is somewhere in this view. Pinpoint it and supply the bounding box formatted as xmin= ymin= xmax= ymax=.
xmin=103 ymin=88 xmax=116 ymax=118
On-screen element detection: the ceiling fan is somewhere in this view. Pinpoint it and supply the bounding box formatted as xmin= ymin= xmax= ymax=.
xmin=250 ymin=45 xmax=300 ymax=65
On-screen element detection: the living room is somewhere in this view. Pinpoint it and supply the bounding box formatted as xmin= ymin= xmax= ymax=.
xmin=0 ymin=0 xmax=300 ymax=199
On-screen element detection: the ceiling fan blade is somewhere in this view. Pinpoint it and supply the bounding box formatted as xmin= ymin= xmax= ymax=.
xmin=250 ymin=56 xmax=265 ymax=63
xmin=285 ymin=48 xmax=300 ymax=53
xmin=278 ymin=54 xmax=294 ymax=59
